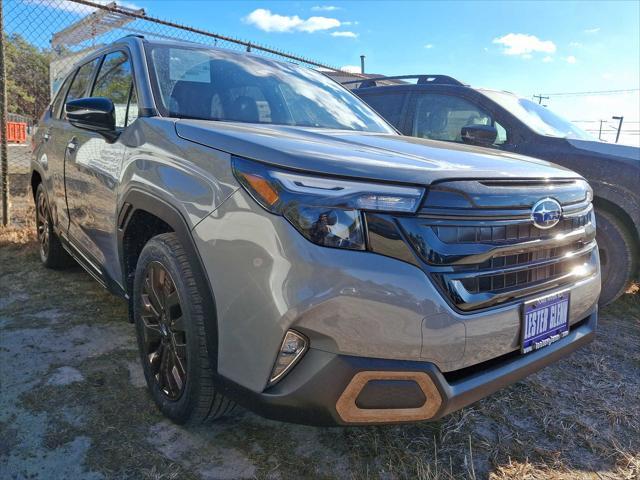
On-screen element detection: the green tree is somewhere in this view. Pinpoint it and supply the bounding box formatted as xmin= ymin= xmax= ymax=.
xmin=4 ymin=33 xmax=51 ymax=122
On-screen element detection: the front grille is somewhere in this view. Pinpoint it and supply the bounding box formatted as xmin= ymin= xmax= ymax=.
xmin=391 ymin=179 xmax=598 ymax=312
xmin=460 ymin=250 xmax=592 ymax=294
xmin=432 ymin=212 xmax=591 ymax=245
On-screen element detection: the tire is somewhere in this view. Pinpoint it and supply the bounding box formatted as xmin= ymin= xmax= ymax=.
xmin=595 ymin=208 xmax=637 ymax=306
xmin=35 ymin=183 xmax=73 ymax=269
xmin=133 ymin=232 xmax=234 ymax=424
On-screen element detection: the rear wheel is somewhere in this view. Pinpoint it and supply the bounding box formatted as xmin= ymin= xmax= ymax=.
xmin=133 ymin=233 xmax=234 ymax=424
xmin=35 ymin=183 xmax=73 ymax=269
xmin=596 ymin=208 xmax=636 ymax=306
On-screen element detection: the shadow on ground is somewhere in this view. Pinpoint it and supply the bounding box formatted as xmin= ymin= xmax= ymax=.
xmin=1 ymin=233 xmax=639 ymax=479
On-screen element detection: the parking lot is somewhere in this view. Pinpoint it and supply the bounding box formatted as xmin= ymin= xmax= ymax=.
xmin=1 ymin=191 xmax=638 ymax=480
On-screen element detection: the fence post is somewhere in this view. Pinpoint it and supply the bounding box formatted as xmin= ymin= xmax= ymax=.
xmin=0 ymin=2 xmax=9 ymax=226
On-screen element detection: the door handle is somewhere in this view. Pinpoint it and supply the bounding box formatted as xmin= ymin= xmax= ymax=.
xmin=66 ymin=139 xmax=78 ymax=153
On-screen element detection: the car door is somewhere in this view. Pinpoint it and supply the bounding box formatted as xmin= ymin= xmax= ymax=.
xmin=64 ymin=50 xmax=139 ymax=283
xmin=405 ymin=90 xmax=510 ymax=148
xmin=45 ymin=60 xmax=100 ymax=232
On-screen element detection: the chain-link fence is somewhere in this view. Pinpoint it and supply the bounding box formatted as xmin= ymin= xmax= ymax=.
xmin=0 ymin=0 xmax=361 ymax=225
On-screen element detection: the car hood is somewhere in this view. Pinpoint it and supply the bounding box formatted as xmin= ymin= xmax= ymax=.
xmin=567 ymin=138 xmax=640 ymax=163
xmin=176 ymin=120 xmax=580 ymax=185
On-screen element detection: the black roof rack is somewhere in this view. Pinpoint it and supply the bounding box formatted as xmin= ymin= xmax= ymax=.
xmin=342 ymin=74 xmax=465 ymax=88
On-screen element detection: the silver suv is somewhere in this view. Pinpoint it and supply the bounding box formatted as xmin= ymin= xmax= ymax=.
xmin=31 ymin=36 xmax=600 ymax=425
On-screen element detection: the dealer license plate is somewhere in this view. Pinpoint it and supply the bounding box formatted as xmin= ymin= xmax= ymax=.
xmin=521 ymin=291 xmax=570 ymax=354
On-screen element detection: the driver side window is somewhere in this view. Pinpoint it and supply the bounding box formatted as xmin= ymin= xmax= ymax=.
xmin=92 ymin=51 xmax=137 ymax=128
xmin=412 ymin=93 xmax=507 ymax=145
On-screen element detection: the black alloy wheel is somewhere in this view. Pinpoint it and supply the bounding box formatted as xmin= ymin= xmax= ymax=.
xmin=133 ymin=233 xmax=235 ymax=424
xmin=36 ymin=188 xmax=50 ymax=261
xmin=34 ymin=183 xmax=73 ymax=269
xmin=140 ymin=261 xmax=187 ymax=400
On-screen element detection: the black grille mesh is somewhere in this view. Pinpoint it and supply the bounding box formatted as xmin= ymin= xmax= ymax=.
xmin=433 ymin=213 xmax=590 ymax=244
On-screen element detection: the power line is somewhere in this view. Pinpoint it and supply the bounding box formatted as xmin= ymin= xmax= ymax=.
xmin=572 ymin=120 xmax=640 ymax=123
xmin=539 ymin=88 xmax=640 ymax=96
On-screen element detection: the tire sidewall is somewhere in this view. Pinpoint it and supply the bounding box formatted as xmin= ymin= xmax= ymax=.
xmin=35 ymin=184 xmax=52 ymax=265
xmin=595 ymin=209 xmax=633 ymax=305
xmin=133 ymin=236 xmax=205 ymax=424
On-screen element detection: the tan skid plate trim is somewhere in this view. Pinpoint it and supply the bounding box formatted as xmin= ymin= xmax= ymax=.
xmin=335 ymin=371 xmax=443 ymax=423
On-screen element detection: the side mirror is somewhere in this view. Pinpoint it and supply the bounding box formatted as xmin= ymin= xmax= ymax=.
xmin=461 ymin=124 xmax=497 ymax=147
xmin=65 ymin=97 xmax=116 ymax=136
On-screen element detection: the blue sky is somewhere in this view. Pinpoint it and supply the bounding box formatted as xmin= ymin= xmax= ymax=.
xmin=8 ymin=0 xmax=640 ymax=144
xmin=131 ymin=0 xmax=640 ymax=143
xmin=127 ymin=1 xmax=638 ymax=91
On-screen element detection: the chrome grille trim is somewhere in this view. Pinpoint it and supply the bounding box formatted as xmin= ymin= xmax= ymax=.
xmin=446 ymin=249 xmax=598 ymax=311
xmin=396 ymin=196 xmax=598 ymax=311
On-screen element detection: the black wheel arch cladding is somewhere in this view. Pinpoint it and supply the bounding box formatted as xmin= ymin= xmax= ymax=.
xmin=118 ymin=188 xmax=220 ymax=373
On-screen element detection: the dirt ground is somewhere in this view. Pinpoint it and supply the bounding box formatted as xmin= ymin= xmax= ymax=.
xmin=1 ymin=193 xmax=639 ymax=480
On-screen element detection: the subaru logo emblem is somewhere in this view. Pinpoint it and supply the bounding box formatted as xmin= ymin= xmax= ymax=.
xmin=531 ymin=198 xmax=562 ymax=229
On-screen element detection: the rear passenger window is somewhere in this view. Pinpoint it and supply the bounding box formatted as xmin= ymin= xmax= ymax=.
xmin=92 ymin=51 xmax=136 ymax=128
xmin=360 ymin=93 xmax=406 ymax=129
xmin=65 ymin=59 xmax=99 ymax=105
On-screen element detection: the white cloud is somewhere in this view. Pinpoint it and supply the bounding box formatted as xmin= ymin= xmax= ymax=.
xmin=569 ymin=41 xmax=583 ymax=48
xmin=601 ymin=72 xmax=614 ymax=80
xmin=243 ymin=9 xmax=340 ymax=33
xmin=566 ymin=55 xmax=577 ymax=64
xmin=424 ymin=43 xmax=434 ymax=49
xmin=342 ymin=21 xmax=359 ymax=26
xmin=331 ymin=31 xmax=358 ymax=38
xmin=300 ymin=16 xmax=342 ymax=32
xmin=340 ymin=65 xmax=361 ymax=73
xmin=522 ymin=53 xmax=533 ymax=60
xmin=584 ymin=27 xmax=600 ymax=34
xmin=542 ymin=56 xmax=554 ymax=63
xmin=492 ymin=33 xmax=557 ymax=57
xmin=311 ymin=5 xmax=340 ymax=11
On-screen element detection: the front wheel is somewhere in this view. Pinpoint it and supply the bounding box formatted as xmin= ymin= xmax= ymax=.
xmin=133 ymin=233 xmax=234 ymax=424
xmin=596 ymin=208 xmax=637 ymax=306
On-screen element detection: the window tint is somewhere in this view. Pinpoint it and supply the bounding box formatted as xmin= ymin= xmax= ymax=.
xmin=360 ymin=93 xmax=406 ymax=129
xmin=412 ymin=93 xmax=505 ymax=145
xmin=92 ymin=51 xmax=136 ymax=128
xmin=65 ymin=58 xmax=99 ymax=105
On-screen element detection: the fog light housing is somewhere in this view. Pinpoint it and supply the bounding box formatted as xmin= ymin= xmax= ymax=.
xmin=268 ymin=330 xmax=308 ymax=386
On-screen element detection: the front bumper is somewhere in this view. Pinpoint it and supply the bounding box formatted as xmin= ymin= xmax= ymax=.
xmin=194 ymin=187 xmax=600 ymax=395
xmin=215 ymin=310 xmax=596 ymax=426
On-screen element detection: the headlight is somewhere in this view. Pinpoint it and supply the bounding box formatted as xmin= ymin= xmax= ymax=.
xmin=232 ymin=157 xmax=425 ymax=250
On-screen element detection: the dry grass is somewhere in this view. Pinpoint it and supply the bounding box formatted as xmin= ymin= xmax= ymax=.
xmin=1 ymin=201 xmax=639 ymax=479
xmin=0 ymin=207 xmax=35 ymax=245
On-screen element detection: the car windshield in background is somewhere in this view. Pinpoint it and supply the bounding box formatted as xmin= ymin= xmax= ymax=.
xmin=145 ymin=44 xmax=394 ymax=133
xmin=481 ymin=90 xmax=595 ymax=141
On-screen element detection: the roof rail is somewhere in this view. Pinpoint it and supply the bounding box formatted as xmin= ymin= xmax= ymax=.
xmin=342 ymin=74 xmax=465 ymax=88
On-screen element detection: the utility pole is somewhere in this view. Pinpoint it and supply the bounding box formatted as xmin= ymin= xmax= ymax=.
xmin=360 ymin=55 xmax=365 ymax=74
xmin=598 ymin=120 xmax=605 ymax=140
xmin=0 ymin=2 xmax=9 ymax=226
xmin=612 ymin=116 xmax=624 ymax=143
xmin=533 ymin=94 xmax=549 ymax=105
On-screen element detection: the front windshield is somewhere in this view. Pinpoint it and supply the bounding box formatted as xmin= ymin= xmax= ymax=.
xmin=481 ymin=90 xmax=595 ymax=140
xmin=145 ymin=44 xmax=394 ymax=133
